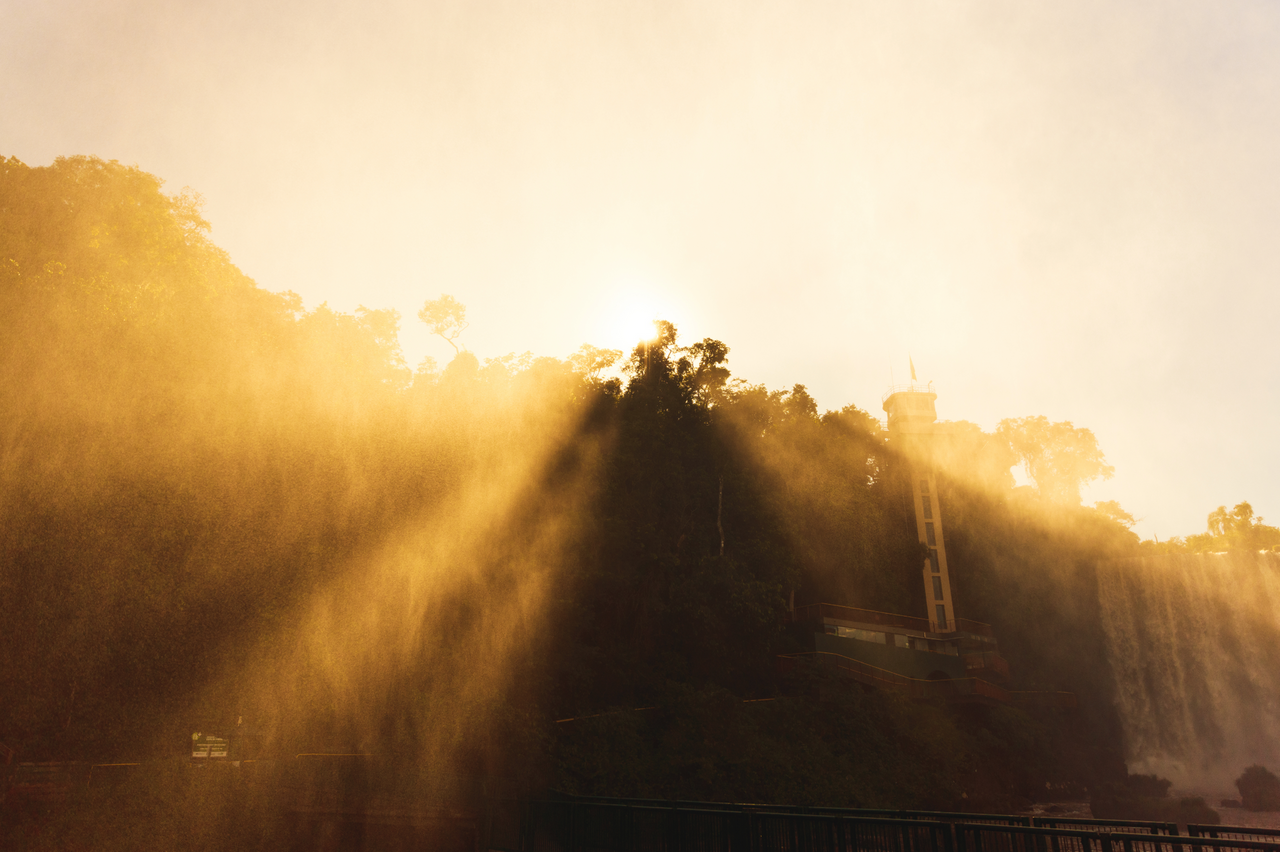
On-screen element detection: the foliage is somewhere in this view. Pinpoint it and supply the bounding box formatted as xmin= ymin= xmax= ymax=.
xmin=1093 ymin=500 xmax=1136 ymax=529
xmin=1195 ymin=503 xmax=1280 ymax=552
xmin=1089 ymin=772 xmax=1219 ymax=823
xmin=418 ymin=293 xmax=468 ymax=352
xmin=1142 ymin=501 xmax=1280 ymax=554
xmin=1236 ymin=764 xmax=1280 ymax=811
xmin=996 ymin=416 xmax=1114 ymax=504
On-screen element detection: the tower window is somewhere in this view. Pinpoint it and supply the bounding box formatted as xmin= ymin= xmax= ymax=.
xmin=928 ymin=549 xmax=940 ymax=573
xmin=933 ymin=576 xmax=944 ymax=600
xmin=936 ymin=605 xmax=947 ymax=628
xmin=920 ymin=479 xmax=929 ymax=495
xmin=922 ymin=496 xmax=933 ymax=519
xmin=925 ymin=522 xmax=936 ymax=547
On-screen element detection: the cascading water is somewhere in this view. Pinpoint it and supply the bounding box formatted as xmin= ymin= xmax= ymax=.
xmin=1098 ymin=552 xmax=1280 ymax=789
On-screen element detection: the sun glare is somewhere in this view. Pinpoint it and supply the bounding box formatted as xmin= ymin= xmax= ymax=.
xmin=601 ymin=285 xmax=662 ymax=350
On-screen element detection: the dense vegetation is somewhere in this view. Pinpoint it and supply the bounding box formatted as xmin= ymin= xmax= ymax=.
xmin=5 ymin=156 xmax=1245 ymax=835
xmin=1236 ymin=765 xmax=1280 ymax=812
xmin=1141 ymin=502 xmax=1280 ymax=554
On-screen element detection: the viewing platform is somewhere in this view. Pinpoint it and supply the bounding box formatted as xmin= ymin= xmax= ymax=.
xmin=792 ymin=603 xmax=995 ymax=639
xmin=880 ymin=382 xmax=936 ymax=403
xmin=787 ymin=602 xmax=1013 ymax=701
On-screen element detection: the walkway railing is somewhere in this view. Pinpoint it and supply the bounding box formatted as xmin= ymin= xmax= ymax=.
xmin=883 ymin=383 xmax=937 ymax=401
xmin=488 ymin=796 xmax=1280 ymax=852
xmin=964 ymin=654 xmax=1011 ymax=679
xmin=1033 ymin=817 xmax=1177 ymax=835
xmin=792 ymin=604 xmax=995 ymax=639
xmin=1190 ymin=827 xmax=1280 ymax=844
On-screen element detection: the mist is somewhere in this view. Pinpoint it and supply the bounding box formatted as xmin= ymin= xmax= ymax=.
xmin=5 ymin=2 xmax=1280 ymax=538
xmin=6 ymin=5 xmax=1280 ymax=846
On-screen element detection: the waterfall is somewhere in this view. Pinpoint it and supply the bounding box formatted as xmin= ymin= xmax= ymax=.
xmin=1098 ymin=552 xmax=1280 ymax=789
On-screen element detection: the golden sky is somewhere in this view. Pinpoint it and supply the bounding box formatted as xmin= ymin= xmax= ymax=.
xmin=5 ymin=0 xmax=1279 ymax=538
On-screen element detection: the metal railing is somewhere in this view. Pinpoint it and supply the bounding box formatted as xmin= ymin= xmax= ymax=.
xmin=964 ymin=654 xmax=1011 ymax=679
xmin=955 ymin=822 xmax=1110 ymax=852
xmin=509 ymin=800 xmax=957 ymax=852
xmin=1032 ymin=818 xmax=1177 ymax=835
xmin=791 ymin=604 xmax=995 ymax=639
xmin=882 ymin=383 xmax=937 ymax=402
xmin=957 ymin=823 xmax=1280 ymax=852
xmin=1189 ymin=827 xmax=1280 ymax=844
xmin=493 ymin=797 xmax=1280 ymax=852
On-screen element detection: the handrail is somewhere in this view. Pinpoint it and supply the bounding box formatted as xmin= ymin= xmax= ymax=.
xmin=502 ymin=796 xmax=1280 ymax=852
xmin=793 ymin=603 xmax=995 ymax=638
xmin=1190 ymin=825 xmax=1280 ymax=841
xmin=549 ymin=792 xmax=1030 ymax=824
xmin=882 ymin=383 xmax=936 ymax=402
xmin=964 ymin=653 xmax=1010 ymax=677
xmin=1034 ymin=816 xmax=1178 ymax=835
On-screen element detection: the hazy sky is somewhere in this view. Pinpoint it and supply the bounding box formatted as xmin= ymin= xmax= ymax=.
xmin=5 ymin=0 xmax=1279 ymax=539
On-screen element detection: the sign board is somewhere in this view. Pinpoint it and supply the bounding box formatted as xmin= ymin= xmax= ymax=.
xmin=191 ymin=732 xmax=230 ymax=759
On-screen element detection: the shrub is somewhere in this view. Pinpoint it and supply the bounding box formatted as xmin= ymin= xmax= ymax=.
xmin=1091 ymin=774 xmax=1219 ymax=825
xmin=1236 ymin=765 xmax=1280 ymax=812
xmin=1126 ymin=773 xmax=1172 ymax=798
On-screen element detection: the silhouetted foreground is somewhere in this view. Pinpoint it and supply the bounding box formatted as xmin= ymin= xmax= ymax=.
xmin=6 ymin=155 xmax=1277 ymax=847
xmin=0 ymin=762 xmax=1270 ymax=852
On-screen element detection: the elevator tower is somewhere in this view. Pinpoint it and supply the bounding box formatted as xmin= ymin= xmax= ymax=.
xmin=882 ymin=383 xmax=956 ymax=632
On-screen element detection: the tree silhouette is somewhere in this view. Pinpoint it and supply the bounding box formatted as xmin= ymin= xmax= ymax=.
xmin=996 ymin=415 xmax=1114 ymax=504
xmin=418 ymin=294 xmax=468 ymax=353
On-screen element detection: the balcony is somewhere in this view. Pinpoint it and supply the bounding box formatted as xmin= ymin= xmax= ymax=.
xmin=881 ymin=382 xmax=936 ymax=402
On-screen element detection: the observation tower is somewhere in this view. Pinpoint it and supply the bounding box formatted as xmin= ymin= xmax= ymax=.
xmin=778 ymin=374 xmax=1017 ymax=705
xmin=881 ymin=382 xmax=954 ymax=632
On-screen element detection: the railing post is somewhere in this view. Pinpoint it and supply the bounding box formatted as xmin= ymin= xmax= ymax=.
xmin=1032 ymin=827 xmax=1048 ymax=852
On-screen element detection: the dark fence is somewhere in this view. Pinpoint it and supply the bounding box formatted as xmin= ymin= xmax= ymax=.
xmin=954 ymin=823 xmax=1108 ymax=852
xmin=489 ymin=798 xmax=1280 ymax=852
xmin=1189 ymin=827 xmax=1280 ymax=845
xmin=536 ymin=794 xmax=1031 ymax=827
xmin=959 ymin=826 xmax=1280 ymax=852
xmin=508 ymin=801 xmax=954 ymax=852
xmin=1032 ymin=818 xmax=1178 ymax=836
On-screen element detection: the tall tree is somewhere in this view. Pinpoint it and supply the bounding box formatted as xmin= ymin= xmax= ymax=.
xmin=996 ymin=415 xmax=1114 ymax=504
xmin=418 ymin=293 xmax=468 ymax=353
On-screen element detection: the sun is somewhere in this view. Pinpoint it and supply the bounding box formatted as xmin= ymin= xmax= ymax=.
xmin=602 ymin=286 xmax=662 ymax=351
